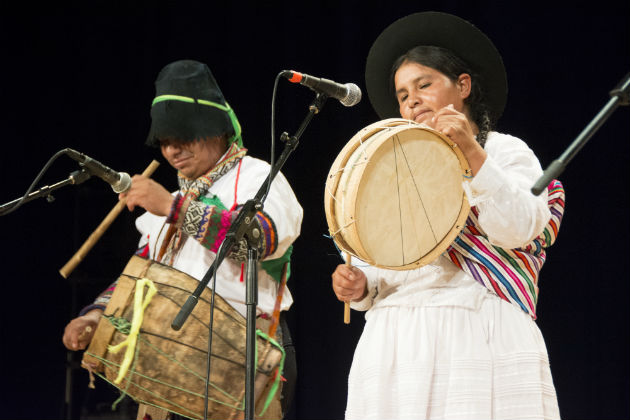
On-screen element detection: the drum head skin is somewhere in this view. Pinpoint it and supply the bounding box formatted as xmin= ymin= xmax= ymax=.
xmin=325 ymin=119 xmax=471 ymax=270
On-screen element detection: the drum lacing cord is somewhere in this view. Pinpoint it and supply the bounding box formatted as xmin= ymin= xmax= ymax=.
xmin=86 ymin=353 xmax=209 ymax=419
xmin=87 ymin=325 xmax=284 ymax=417
xmin=323 ymin=182 xmax=337 ymax=203
xmin=82 ymin=315 xmax=144 ymax=412
xmin=329 ymin=220 xmax=356 ymax=237
xmin=324 ymin=160 xmax=367 ymax=203
xmin=327 ymin=129 xmax=371 ymax=186
xmin=107 ymin=278 xmax=241 ymax=415
xmin=88 ymin=322 xmax=286 ymax=416
xmin=90 ymin=313 xmax=284 ymax=416
xmin=90 ymin=315 xmax=244 ymax=418
xmin=324 ymin=131 xmax=371 ymax=210
xmin=330 ymin=158 xmax=369 ymax=177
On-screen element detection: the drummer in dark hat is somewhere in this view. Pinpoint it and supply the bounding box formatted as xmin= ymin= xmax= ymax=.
xmin=332 ymin=12 xmax=564 ymax=419
xmin=62 ymin=59 xmax=303 ymax=419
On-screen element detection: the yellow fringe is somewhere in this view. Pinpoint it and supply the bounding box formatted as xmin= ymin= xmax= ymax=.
xmin=108 ymin=278 xmax=157 ymax=384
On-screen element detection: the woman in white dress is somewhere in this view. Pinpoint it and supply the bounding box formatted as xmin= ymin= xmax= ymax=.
xmin=331 ymin=11 xmax=564 ymax=420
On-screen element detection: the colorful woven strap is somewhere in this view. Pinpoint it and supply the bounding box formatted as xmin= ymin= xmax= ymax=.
xmin=447 ymin=179 xmax=565 ymax=319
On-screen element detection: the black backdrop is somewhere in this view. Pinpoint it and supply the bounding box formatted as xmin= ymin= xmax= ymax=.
xmin=0 ymin=1 xmax=628 ymax=419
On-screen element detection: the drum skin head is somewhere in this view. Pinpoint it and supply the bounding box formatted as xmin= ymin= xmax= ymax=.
xmin=325 ymin=119 xmax=471 ymax=270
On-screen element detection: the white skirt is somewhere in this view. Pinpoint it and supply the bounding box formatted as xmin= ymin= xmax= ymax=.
xmin=345 ymin=293 xmax=560 ymax=420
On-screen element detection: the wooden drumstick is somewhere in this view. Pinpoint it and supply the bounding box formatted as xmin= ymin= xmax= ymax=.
xmin=344 ymin=252 xmax=351 ymax=324
xmin=77 ymin=325 xmax=93 ymax=341
xmin=59 ymin=160 xmax=160 ymax=278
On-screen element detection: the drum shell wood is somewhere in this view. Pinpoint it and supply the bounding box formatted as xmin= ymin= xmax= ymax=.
xmin=325 ymin=119 xmax=471 ymax=270
xmin=82 ymin=255 xmax=283 ymax=420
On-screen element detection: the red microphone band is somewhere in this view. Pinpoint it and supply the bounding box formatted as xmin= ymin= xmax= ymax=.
xmin=287 ymin=71 xmax=303 ymax=83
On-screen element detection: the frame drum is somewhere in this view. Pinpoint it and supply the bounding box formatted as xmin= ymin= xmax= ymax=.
xmin=325 ymin=118 xmax=471 ymax=270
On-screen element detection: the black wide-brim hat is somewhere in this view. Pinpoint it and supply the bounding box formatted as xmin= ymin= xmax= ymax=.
xmin=146 ymin=60 xmax=237 ymax=146
xmin=365 ymin=11 xmax=508 ymax=121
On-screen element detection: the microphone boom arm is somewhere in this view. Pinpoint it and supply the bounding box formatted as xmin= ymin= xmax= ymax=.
xmin=0 ymin=169 xmax=92 ymax=215
xmin=532 ymin=72 xmax=630 ymax=195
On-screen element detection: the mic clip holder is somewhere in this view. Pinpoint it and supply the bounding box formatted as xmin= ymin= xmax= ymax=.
xmin=279 ymin=132 xmax=294 ymax=143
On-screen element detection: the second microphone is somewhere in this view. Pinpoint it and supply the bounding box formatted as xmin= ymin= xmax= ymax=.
xmin=282 ymin=70 xmax=362 ymax=107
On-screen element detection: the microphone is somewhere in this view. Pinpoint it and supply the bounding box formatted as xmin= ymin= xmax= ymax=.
xmin=281 ymin=70 xmax=362 ymax=107
xmin=65 ymin=148 xmax=132 ymax=193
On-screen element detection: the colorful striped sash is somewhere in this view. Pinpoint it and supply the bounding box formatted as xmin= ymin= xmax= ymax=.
xmin=447 ymin=179 xmax=565 ymax=319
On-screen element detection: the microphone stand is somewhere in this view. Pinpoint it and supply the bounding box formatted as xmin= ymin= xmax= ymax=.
xmin=532 ymin=72 xmax=630 ymax=195
xmin=0 ymin=169 xmax=92 ymax=215
xmin=0 ymin=167 xmax=91 ymax=419
xmin=171 ymin=92 xmax=329 ymax=420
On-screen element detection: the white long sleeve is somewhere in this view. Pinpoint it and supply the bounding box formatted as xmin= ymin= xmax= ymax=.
xmin=464 ymin=132 xmax=550 ymax=249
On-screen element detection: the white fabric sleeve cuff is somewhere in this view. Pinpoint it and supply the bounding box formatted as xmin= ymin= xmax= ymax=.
xmin=350 ymin=286 xmax=377 ymax=311
xmin=462 ymin=155 xmax=506 ymax=207
xmin=349 ymin=262 xmax=378 ymax=312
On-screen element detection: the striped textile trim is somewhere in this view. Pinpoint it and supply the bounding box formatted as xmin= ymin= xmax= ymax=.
xmin=194 ymin=204 xmax=230 ymax=252
xmin=226 ymin=205 xmax=278 ymax=260
xmin=179 ymin=196 xmax=232 ymax=253
xmin=447 ymin=179 xmax=565 ymax=319
xmin=165 ymin=193 xmax=186 ymax=224
xmin=255 ymin=210 xmax=278 ymax=259
xmin=181 ymin=200 xmax=278 ymax=259
xmin=79 ymin=281 xmax=117 ymax=316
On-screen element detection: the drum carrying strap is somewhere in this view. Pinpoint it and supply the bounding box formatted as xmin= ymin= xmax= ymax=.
xmin=268 ymin=261 xmax=289 ymax=338
xmin=108 ymin=278 xmax=158 ymax=384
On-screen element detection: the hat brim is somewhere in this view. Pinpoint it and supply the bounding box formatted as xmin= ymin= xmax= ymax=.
xmin=365 ymin=11 xmax=507 ymax=120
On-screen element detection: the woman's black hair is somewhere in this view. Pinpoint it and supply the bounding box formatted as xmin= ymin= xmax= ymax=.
xmin=390 ymin=45 xmax=494 ymax=147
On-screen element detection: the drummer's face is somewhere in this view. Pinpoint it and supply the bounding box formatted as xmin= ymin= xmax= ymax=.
xmin=394 ymin=61 xmax=471 ymax=124
xmin=160 ymin=136 xmax=228 ymax=179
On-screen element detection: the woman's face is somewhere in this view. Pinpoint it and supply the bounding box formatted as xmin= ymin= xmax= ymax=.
xmin=394 ymin=60 xmax=471 ymax=124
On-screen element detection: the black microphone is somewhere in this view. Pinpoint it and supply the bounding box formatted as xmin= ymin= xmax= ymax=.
xmin=281 ymin=70 xmax=362 ymax=107
xmin=65 ymin=148 xmax=132 ymax=193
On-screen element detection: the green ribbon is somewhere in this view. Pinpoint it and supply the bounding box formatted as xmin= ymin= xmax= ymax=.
xmin=152 ymin=94 xmax=243 ymax=147
xmin=255 ymin=329 xmax=286 ymax=416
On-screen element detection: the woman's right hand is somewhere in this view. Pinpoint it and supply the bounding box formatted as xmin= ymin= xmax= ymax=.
xmin=332 ymin=264 xmax=368 ymax=302
xmin=62 ymin=309 xmax=103 ymax=351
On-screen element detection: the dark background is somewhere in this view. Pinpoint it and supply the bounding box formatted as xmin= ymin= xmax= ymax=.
xmin=0 ymin=1 xmax=628 ymax=419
